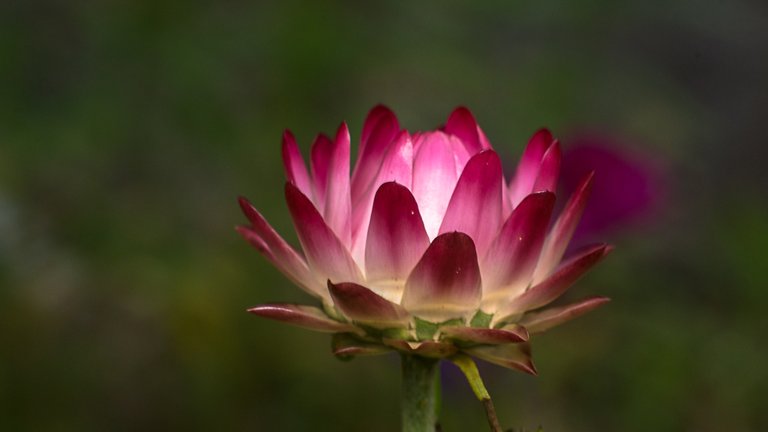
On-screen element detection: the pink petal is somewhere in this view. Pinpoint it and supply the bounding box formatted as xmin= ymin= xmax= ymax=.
xmin=333 ymin=333 xmax=392 ymax=358
xmin=466 ymin=342 xmax=537 ymax=375
xmin=248 ymin=303 xmax=360 ymax=334
xmin=284 ymin=182 xmax=363 ymax=285
xmin=350 ymin=132 xmax=415 ymax=262
xmin=508 ymin=128 xmax=554 ymax=206
xmin=440 ymin=325 xmax=529 ymax=344
xmin=328 ymin=281 xmax=410 ymax=326
xmin=519 ymin=296 xmax=610 ymax=334
xmin=281 ymin=130 xmax=313 ymax=200
xmin=444 ymin=106 xmax=486 ymax=154
xmin=364 ymin=182 xmax=430 ymax=293
xmin=310 ymin=133 xmax=333 ymax=212
xmin=533 ymin=171 xmax=595 ymax=283
xmin=237 ymin=197 xmax=323 ymax=299
xmin=532 ymin=141 xmax=561 ymax=193
xmin=499 ymin=244 xmax=612 ymax=318
xmin=401 ymin=232 xmax=482 ymax=322
xmin=323 ymin=123 xmax=352 ymax=246
xmin=481 ymin=192 xmax=555 ymax=305
xmin=439 ymin=150 xmax=503 ymax=256
xmin=412 ymin=132 xmax=461 ymax=238
xmin=351 ymin=105 xmax=400 ymax=203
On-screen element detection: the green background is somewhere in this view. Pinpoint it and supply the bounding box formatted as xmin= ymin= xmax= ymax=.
xmin=1 ymin=1 xmax=766 ymax=431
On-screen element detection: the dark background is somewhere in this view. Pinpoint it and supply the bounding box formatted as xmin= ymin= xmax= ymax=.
xmin=1 ymin=1 xmax=767 ymax=431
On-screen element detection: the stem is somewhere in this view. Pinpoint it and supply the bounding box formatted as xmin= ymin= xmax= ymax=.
xmin=450 ymin=354 xmax=503 ymax=432
xmin=401 ymin=354 xmax=440 ymax=432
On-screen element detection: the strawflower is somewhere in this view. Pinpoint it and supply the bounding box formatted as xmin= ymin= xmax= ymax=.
xmin=237 ymin=106 xmax=611 ymax=431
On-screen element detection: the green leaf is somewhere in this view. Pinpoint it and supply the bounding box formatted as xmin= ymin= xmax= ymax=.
xmin=470 ymin=310 xmax=493 ymax=328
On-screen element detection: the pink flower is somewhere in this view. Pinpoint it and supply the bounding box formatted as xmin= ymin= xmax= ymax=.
xmin=238 ymin=106 xmax=610 ymax=374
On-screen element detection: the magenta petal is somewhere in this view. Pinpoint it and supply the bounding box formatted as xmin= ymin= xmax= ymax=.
xmin=532 ymin=141 xmax=561 ymax=193
xmin=351 ymin=105 xmax=400 ymax=203
xmin=401 ymin=232 xmax=482 ymax=321
xmin=501 ymin=244 xmax=612 ymax=317
xmin=412 ymin=132 xmax=461 ymax=238
xmin=365 ymin=182 xmax=430 ymax=286
xmin=281 ymin=130 xmax=313 ymax=200
xmin=481 ymin=192 xmax=555 ymax=301
xmin=323 ymin=123 xmax=352 ymax=246
xmin=439 ymin=150 xmax=503 ymax=256
xmin=333 ymin=333 xmax=392 ymax=358
xmin=248 ymin=304 xmax=359 ymax=333
xmin=444 ymin=106 xmax=484 ymax=154
xmin=440 ymin=325 xmax=529 ymax=344
xmin=350 ymin=132 xmax=415 ymax=262
xmin=237 ymin=197 xmax=322 ymax=299
xmin=534 ymin=171 xmax=595 ymax=283
xmin=284 ymin=183 xmax=363 ymax=285
xmin=520 ymin=296 xmax=610 ymax=334
xmin=509 ymin=128 xmax=554 ymax=206
xmin=466 ymin=342 xmax=537 ymax=375
xmin=310 ymin=133 xmax=334 ymax=211
xmin=328 ymin=281 xmax=409 ymax=326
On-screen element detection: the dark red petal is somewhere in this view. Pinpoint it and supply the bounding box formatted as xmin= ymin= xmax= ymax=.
xmin=323 ymin=123 xmax=352 ymax=246
xmin=332 ymin=333 xmax=392 ymax=358
xmin=281 ymin=129 xmax=313 ymax=200
xmin=532 ymin=141 xmax=561 ymax=193
xmin=444 ymin=106 xmax=483 ymax=154
xmin=534 ymin=171 xmax=595 ymax=282
xmin=328 ymin=281 xmax=409 ymax=326
xmin=519 ymin=296 xmax=610 ymax=334
xmin=383 ymin=339 xmax=458 ymax=358
xmin=352 ymin=105 xmax=400 ymax=203
xmin=248 ymin=304 xmax=359 ymax=334
xmin=310 ymin=133 xmax=334 ymax=211
xmin=439 ymin=150 xmax=504 ymax=256
xmin=285 ymin=183 xmax=363 ymax=285
xmin=481 ymin=192 xmax=555 ymax=302
xmin=466 ymin=342 xmax=537 ymax=375
xmin=440 ymin=325 xmax=529 ymax=344
xmin=365 ymin=182 xmax=430 ymax=284
xmin=402 ymin=232 xmax=482 ymax=321
xmin=501 ymin=244 xmax=612 ymax=317
xmin=508 ymin=128 xmax=554 ymax=206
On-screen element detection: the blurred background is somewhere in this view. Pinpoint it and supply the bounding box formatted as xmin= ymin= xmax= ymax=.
xmin=1 ymin=1 xmax=767 ymax=431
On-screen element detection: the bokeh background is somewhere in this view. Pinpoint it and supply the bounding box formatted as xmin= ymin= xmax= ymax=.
xmin=2 ymin=1 xmax=767 ymax=431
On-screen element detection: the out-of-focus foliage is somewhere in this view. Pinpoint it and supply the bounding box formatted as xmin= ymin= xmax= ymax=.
xmin=1 ymin=1 xmax=766 ymax=431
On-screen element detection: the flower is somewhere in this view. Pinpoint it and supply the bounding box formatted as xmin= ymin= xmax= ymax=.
xmin=238 ymin=106 xmax=610 ymax=374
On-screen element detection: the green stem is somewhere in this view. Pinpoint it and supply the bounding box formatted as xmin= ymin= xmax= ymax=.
xmin=401 ymin=354 xmax=440 ymax=432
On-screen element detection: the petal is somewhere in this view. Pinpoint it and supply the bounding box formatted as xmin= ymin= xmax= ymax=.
xmin=281 ymin=130 xmax=313 ymax=200
xmin=481 ymin=192 xmax=555 ymax=306
xmin=533 ymin=171 xmax=595 ymax=283
xmin=285 ymin=182 xmax=363 ymax=285
xmin=401 ymin=232 xmax=482 ymax=321
xmin=412 ymin=132 xmax=461 ymax=238
xmin=351 ymin=105 xmax=400 ymax=203
xmin=439 ymin=150 xmax=503 ymax=256
xmin=440 ymin=325 xmax=529 ymax=345
xmin=383 ymin=339 xmax=458 ymax=358
xmin=310 ymin=133 xmax=334 ymax=211
xmin=350 ymin=132 xmax=415 ymax=262
xmin=466 ymin=342 xmax=537 ymax=375
xmin=508 ymin=129 xmax=554 ymax=206
xmin=532 ymin=141 xmax=561 ymax=193
xmin=498 ymin=244 xmax=612 ymax=319
xmin=333 ymin=333 xmax=392 ymax=358
xmin=248 ymin=304 xmax=360 ymax=334
xmin=323 ymin=123 xmax=352 ymax=246
xmin=328 ymin=281 xmax=410 ymax=326
xmin=519 ymin=296 xmax=610 ymax=334
xmin=444 ymin=106 xmax=485 ymax=154
xmin=365 ymin=182 xmax=430 ymax=289
xmin=237 ymin=197 xmax=324 ymax=299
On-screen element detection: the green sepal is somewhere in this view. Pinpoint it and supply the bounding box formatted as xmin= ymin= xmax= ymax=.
xmin=470 ymin=310 xmax=493 ymax=328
